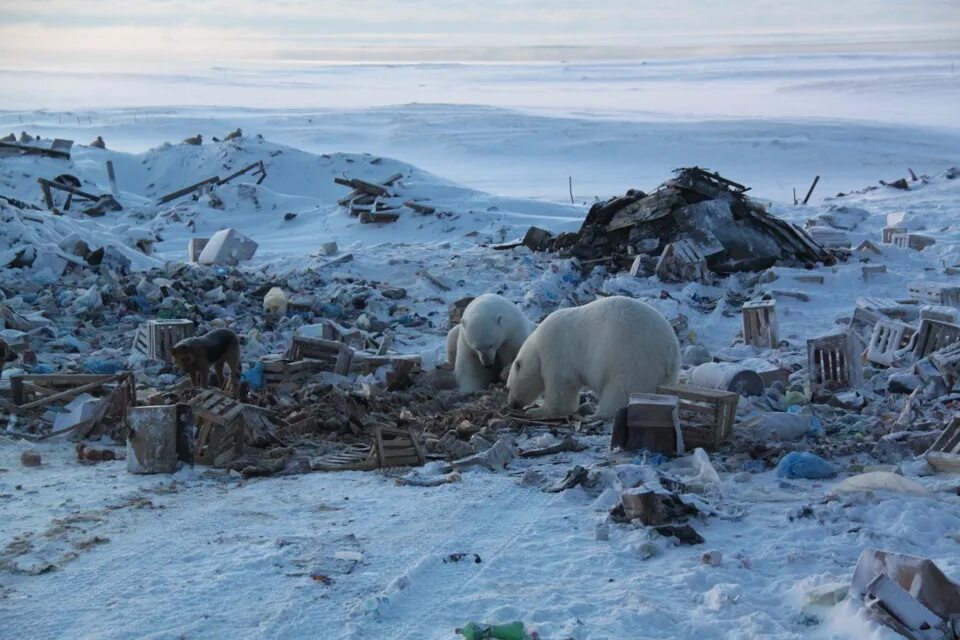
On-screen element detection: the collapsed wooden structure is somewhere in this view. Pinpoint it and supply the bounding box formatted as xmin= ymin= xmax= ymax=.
xmin=156 ymin=160 xmax=266 ymax=205
xmin=546 ymin=168 xmax=832 ymax=277
xmin=333 ymin=172 xmax=439 ymax=223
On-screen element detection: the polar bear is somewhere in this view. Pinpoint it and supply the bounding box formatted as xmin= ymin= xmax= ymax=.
xmin=506 ymin=296 xmax=680 ymax=419
xmin=263 ymin=287 xmax=287 ymax=319
xmin=447 ymin=293 xmax=534 ymax=393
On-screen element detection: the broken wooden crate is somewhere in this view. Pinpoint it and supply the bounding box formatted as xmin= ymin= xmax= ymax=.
xmin=925 ymin=413 xmax=960 ymax=474
xmin=807 ymin=332 xmax=862 ymax=393
xmin=882 ymin=226 xmax=907 ymax=243
xmin=260 ymin=355 xmax=326 ymax=388
xmin=9 ymin=372 xmax=136 ymax=439
xmin=611 ymin=393 xmax=682 ymax=455
xmin=847 ymin=297 xmax=920 ymax=352
xmin=892 ymin=233 xmax=936 ymax=252
xmin=656 ymin=383 xmax=738 ymax=450
xmin=288 ymin=335 xmax=354 ymax=376
xmin=655 ymin=238 xmax=712 ymax=283
xmin=131 ymin=319 xmax=195 ymax=362
xmin=912 ymin=318 xmax=960 ymax=360
xmin=188 ymin=389 xmax=245 ymax=467
xmin=862 ymin=264 xmax=886 ymax=281
xmin=741 ymin=299 xmax=778 ymax=348
xmin=313 ymin=426 xmax=424 ymax=471
xmin=930 ymin=342 xmax=960 ymax=391
xmin=865 ymin=320 xmax=915 ymax=367
xmin=908 ymin=281 xmax=960 ymax=307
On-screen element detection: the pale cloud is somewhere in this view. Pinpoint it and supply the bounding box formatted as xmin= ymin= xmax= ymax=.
xmin=0 ymin=0 xmax=958 ymax=70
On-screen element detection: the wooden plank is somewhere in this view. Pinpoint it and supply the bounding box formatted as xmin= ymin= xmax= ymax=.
xmin=157 ymin=176 xmax=220 ymax=205
xmin=37 ymin=177 xmax=100 ymax=201
xmin=0 ymin=141 xmax=70 ymax=159
xmin=219 ymin=161 xmax=266 ymax=186
xmin=15 ymin=374 xmax=125 ymax=410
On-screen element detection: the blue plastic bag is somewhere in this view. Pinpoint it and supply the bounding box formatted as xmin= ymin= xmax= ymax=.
xmin=776 ymin=451 xmax=836 ymax=479
xmin=241 ymin=361 xmax=264 ymax=390
xmin=84 ymin=358 xmax=123 ymax=375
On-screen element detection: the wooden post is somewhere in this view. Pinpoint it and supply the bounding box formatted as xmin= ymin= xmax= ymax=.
xmin=802 ymin=175 xmax=820 ymax=205
xmin=106 ymin=161 xmax=118 ymax=197
xmin=568 ymin=176 xmax=574 ymax=204
xmin=908 ymin=168 xmax=918 ymax=181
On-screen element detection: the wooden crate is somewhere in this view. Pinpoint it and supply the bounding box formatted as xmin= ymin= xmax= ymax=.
xmin=807 ymin=332 xmax=862 ymax=392
xmin=611 ymin=393 xmax=681 ymax=454
xmin=865 ymin=320 xmax=915 ymax=367
xmin=892 ymin=233 xmax=936 ymax=252
xmin=925 ymin=413 xmax=960 ymax=474
xmin=742 ymin=299 xmax=778 ymax=348
xmin=131 ymin=319 xmax=195 ymax=362
xmin=189 ymin=389 xmax=244 ymax=466
xmin=260 ymin=355 xmax=325 ymax=387
xmin=882 ymin=226 xmax=906 ymax=243
xmin=913 ymin=318 xmax=960 ymax=359
xmin=930 ymin=342 xmax=960 ymax=391
xmin=311 ymin=443 xmax=377 ymax=472
xmin=375 ymin=426 xmax=425 ymax=468
xmin=655 ymin=239 xmax=709 ymax=283
xmin=657 ymin=383 xmax=738 ymax=450
xmin=908 ymin=282 xmax=960 ymax=307
xmin=289 ymin=335 xmax=354 ymax=375
xmin=861 ymin=264 xmax=886 ymax=281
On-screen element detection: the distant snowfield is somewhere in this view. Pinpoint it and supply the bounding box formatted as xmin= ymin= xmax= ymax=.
xmin=1 ymin=53 xmax=959 ymax=640
xmin=2 ymin=53 xmax=959 ymax=203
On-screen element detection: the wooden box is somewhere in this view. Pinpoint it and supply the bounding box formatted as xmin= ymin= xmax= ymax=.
xmin=913 ymin=318 xmax=960 ymax=359
xmin=909 ymin=282 xmax=960 ymax=308
xmin=189 ymin=389 xmax=245 ymax=467
xmin=925 ymin=413 xmax=960 ymax=474
xmin=742 ymin=299 xmax=778 ymax=349
xmin=865 ymin=320 xmax=915 ymax=367
xmin=289 ymin=335 xmax=354 ymax=375
xmin=657 ymin=383 xmax=738 ymax=450
xmin=807 ymin=332 xmax=862 ymax=392
xmin=611 ymin=393 xmax=680 ymax=454
xmin=930 ymin=342 xmax=960 ymax=391
xmin=132 ymin=319 xmax=195 ymax=362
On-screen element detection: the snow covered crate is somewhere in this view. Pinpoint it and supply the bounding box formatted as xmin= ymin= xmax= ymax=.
xmin=259 ymin=355 xmax=325 ymax=388
xmin=131 ymin=319 xmax=195 ymax=362
xmin=807 ymin=332 xmax=862 ymax=392
xmin=656 ymin=383 xmax=738 ymax=450
xmin=925 ymin=413 xmax=960 ymax=474
xmin=908 ymin=282 xmax=960 ymax=307
xmin=930 ymin=342 xmax=960 ymax=391
xmin=912 ymin=318 xmax=960 ymax=359
xmin=865 ymin=320 xmax=914 ymax=367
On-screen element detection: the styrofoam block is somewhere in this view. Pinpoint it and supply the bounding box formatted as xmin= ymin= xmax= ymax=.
xmin=197 ymin=228 xmax=257 ymax=266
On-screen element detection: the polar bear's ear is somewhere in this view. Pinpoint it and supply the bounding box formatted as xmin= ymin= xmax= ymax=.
xmin=514 ymin=358 xmax=521 ymax=371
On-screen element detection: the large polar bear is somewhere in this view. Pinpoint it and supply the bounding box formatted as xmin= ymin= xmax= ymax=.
xmin=447 ymin=293 xmax=534 ymax=393
xmin=506 ymin=296 xmax=680 ymax=418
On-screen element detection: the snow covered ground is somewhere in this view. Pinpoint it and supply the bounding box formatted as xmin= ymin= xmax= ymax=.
xmin=1 ymin=53 xmax=960 ymax=639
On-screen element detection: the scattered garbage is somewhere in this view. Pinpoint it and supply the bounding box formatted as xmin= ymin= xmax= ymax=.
xmin=775 ymin=451 xmax=836 ymax=479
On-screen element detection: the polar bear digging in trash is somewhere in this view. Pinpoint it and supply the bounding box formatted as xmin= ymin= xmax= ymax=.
xmin=447 ymin=293 xmax=534 ymax=393
xmin=506 ymin=296 xmax=680 ymax=418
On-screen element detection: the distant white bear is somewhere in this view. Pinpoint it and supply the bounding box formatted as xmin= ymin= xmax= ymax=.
xmin=447 ymin=293 xmax=534 ymax=393
xmin=506 ymin=296 xmax=680 ymax=419
xmin=263 ymin=287 xmax=287 ymax=319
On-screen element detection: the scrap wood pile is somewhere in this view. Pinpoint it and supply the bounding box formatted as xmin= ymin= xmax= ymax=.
xmin=514 ymin=167 xmax=833 ymax=280
xmin=333 ymin=171 xmax=441 ymax=223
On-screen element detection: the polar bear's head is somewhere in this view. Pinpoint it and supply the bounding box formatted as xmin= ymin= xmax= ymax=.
xmin=460 ymin=314 xmax=504 ymax=369
xmin=506 ymin=348 xmax=544 ymax=409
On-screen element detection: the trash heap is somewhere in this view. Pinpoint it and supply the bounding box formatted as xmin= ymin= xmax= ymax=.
xmin=525 ymin=168 xmax=833 ymax=280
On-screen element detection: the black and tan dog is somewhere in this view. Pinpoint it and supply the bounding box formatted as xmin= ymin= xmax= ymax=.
xmin=171 ymin=328 xmax=241 ymax=392
xmin=0 ymin=338 xmax=17 ymax=372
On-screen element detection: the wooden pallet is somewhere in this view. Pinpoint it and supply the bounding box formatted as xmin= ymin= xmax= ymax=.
xmin=925 ymin=413 xmax=960 ymax=474
xmin=656 ymin=383 xmax=737 ymax=450
xmin=742 ymin=299 xmax=778 ymax=349
xmin=912 ymin=318 xmax=960 ymax=359
xmin=808 ymin=332 xmax=862 ymax=392
xmin=311 ymin=443 xmax=378 ymax=472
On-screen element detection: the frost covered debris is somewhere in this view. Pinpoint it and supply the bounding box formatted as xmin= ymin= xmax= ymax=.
xmin=520 ymin=167 xmax=833 ymax=279
xmin=2 ymin=137 xmax=960 ymax=638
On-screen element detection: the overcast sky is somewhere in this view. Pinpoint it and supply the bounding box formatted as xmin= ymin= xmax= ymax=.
xmin=2 ymin=0 xmax=958 ymax=71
